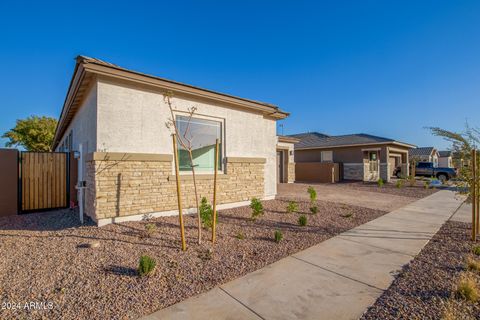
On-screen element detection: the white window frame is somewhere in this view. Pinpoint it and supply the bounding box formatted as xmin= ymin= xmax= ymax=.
xmin=321 ymin=150 xmax=333 ymax=162
xmin=174 ymin=112 xmax=225 ymax=175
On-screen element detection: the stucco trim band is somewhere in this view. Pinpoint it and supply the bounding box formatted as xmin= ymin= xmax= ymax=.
xmin=86 ymin=152 xmax=173 ymax=162
xmin=226 ymin=157 xmax=267 ymax=163
xmin=167 ymin=174 xmax=229 ymax=181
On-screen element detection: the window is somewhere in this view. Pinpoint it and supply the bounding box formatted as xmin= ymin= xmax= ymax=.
xmin=321 ymin=151 xmax=333 ymax=162
xmin=417 ymin=162 xmax=432 ymax=168
xmin=176 ymin=115 xmax=222 ymax=172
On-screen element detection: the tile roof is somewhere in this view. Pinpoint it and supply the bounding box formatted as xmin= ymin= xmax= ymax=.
xmin=409 ymin=147 xmax=435 ymax=157
xmin=289 ymin=132 xmax=412 ymax=149
xmin=77 ymin=56 xmax=287 ymax=113
xmin=438 ymin=150 xmax=452 ymax=157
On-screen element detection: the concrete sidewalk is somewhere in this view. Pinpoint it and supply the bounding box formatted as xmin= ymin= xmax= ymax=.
xmin=142 ymin=190 xmax=463 ymax=320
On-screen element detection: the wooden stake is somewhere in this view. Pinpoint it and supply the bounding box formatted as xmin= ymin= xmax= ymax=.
xmin=173 ymin=134 xmax=187 ymax=251
xmin=472 ymin=149 xmax=477 ymax=241
xmin=476 ymin=150 xmax=480 ymax=235
xmin=212 ymin=139 xmax=219 ymax=243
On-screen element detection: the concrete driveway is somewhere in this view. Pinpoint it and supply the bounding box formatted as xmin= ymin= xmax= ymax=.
xmin=277 ymin=183 xmax=416 ymax=212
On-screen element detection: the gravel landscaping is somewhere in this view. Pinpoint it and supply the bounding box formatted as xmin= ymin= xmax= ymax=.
xmin=336 ymin=180 xmax=440 ymax=199
xmin=0 ymin=198 xmax=387 ymax=320
xmin=361 ymin=220 xmax=480 ymax=320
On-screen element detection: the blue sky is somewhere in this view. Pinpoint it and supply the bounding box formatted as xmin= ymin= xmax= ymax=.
xmin=1 ymin=0 xmax=479 ymax=150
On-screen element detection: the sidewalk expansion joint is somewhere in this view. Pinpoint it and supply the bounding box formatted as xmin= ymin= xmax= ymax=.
xmin=218 ymin=287 xmax=266 ymax=320
xmin=291 ymin=256 xmax=384 ymax=292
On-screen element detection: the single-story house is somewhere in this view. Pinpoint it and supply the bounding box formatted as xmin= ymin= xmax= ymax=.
xmin=409 ymin=147 xmax=439 ymax=166
xmin=438 ymin=150 xmax=453 ymax=168
xmin=276 ymin=135 xmax=299 ymax=183
xmin=53 ymin=56 xmax=292 ymax=226
xmin=290 ymin=132 xmax=415 ymax=182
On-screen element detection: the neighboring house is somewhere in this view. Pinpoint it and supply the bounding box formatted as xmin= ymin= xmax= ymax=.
xmin=290 ymin=132 xmax=415 ymax=182
xmin=53 ymin=56 xmax=290 ymax=226
xmin=276 ymin=135 xmax=299 ymax=183
xmin=409 ymin=147 xmax=439 ymax=166
xmin=438 ymin=150 xmax=453 ymax=168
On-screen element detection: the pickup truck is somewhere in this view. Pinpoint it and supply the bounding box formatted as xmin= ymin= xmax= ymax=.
xmin=393 ymin=162 xmax=457 ymax=181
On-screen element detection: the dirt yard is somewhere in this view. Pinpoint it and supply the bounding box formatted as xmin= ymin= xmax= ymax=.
xmin=0 ymin=199 xmax=387 ymax=320
xmin=277 ymin=181 xmax=438 ymax=212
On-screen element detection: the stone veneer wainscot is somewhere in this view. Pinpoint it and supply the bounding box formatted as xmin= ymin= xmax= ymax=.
xmin=85 ymin=153 xmax=265 ymax=223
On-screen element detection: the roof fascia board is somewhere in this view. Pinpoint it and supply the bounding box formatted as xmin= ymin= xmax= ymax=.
xmin=52 ymin=64 xmax=86 ymax=148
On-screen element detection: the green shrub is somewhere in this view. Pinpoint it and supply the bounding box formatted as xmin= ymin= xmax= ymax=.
xmin=408 ymin=176 xmax=416 ymax=187
xmin=199 ymin=197 xmax=216 ymax=229
xmin=138 ymin=255 xmax=156 ymax=277
xmin=466 ymin=257 xmax=480 ymax=272
xmin=298 ymin=215 xmax=307 ymax=226
xmin=377 ymin=178 xmax=384 ymax=188
xmin=395 ymin=180 xmax=404 ymax=189
xmin=473 ymin=246 xmax=480 ymax=256
xmin=144 ymin=223 xmax=156 ymax=237
xmin=236 ymin=232 xmax=245 ymax=240
xmin=309 ymin=205 xmax=318 ymax=214
xmin=455 ymin=274 xmax=479 ymax=302
xmin=250 ymin=198 xmax=264 ymax=220
xmin=274 ymin=230 xmax=283 ymax=243
xmin=307 ymin=186 xmax=317 ymax=203
xmin=286 ymin=201 xmax=299 ymax=213
xmin=424 ymin=181 xmax=430 ymax=189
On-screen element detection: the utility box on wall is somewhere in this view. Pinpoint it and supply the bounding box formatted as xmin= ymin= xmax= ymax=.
xmin=0 ymin=148 xmax=18 ymax=216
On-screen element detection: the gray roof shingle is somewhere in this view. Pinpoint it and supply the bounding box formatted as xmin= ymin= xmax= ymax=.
xmin=289 ymin=132 xmax=409 ymax=149
xmin=439 ymin=150 xmax=452 ymax=157
xmin=409 ymin=147 xmax=435 ymax=157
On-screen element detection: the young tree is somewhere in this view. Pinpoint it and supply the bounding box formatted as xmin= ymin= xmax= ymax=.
xmin=2 ymin=116 xmax=57 ymax=151
xmin=428 ymin=123 xmax=479 ymax=191
xmin=164 ymin=92 xmax=203 ymax=244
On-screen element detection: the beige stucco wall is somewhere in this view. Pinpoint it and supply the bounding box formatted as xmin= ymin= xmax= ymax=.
xmin=55 ymin=82 xmax=98 ymax=154
xmin=95 ymin=77 xmax=278 ymax=198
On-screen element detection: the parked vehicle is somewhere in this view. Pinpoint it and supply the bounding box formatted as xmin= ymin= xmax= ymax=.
xmin=393 ymin=161 xmax=457 ymax=181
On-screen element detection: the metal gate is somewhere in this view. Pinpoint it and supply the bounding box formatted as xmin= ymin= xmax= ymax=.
xmin=19 ymin=152 xmax=70 ymax=212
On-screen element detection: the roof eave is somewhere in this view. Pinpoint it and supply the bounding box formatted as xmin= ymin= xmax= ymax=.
xmin=81 ymin=57 xmax=289 ymax=119
xmin=295 ymin=141 xmax=416 ymax=150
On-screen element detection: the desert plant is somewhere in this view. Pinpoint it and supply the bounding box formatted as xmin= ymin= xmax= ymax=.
xmin=144 ymin=223 xmax=156 ymax=238
xmin=473 ymin=246 xmax=480 ymax=256
xmin=250 ymin=198 xmax=264 ymax=220
xmin=138 ymin=255 xmax=156 ymax=277
xmin=307 ymin=186 xmax=317 ymax=203
xmin=377 ymin=178 xmax=384 ymax=188
xmin=395 ymin=179 xmax=404 ymax=189
xmin=466 ymin=256 xmax=480 ymax=272
xmin=309 ymin=205 xmax=318 ymax=214
xmin=274 ymin=230 xmax=283 ymax=243
xmin=236 ymin=232 xmax=245 ymax=240
xmin=455 ymin=274 xmax=479 ymax=302
xmin=408 ymin=176 xmax=416 ymax=187
xmin=199 ymin=197 xmax=217 ymax=229
xmin=286 ymin=201 xmax=298 ymax=213
xmin=441 ymin=299 xmax=457 ymax=320
xmin=298 ymin=215 xmax=307 ymax=226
